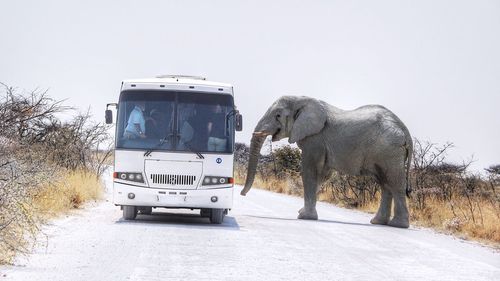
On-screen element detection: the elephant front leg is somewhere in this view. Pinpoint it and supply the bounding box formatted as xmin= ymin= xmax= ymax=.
xmin=298 ymin=198 xmax=318 ymax=220
xmin=370 ymin=188 xmax=392 ymax=225
xmin=298 ymin=165 xmax=319 ymax=220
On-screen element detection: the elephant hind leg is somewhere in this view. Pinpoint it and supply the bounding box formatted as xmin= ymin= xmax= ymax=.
xmin=370 ymin=187 xmax=392 ymax=225
xmin=387 ymin=175 xmax=410 ymax=228
xmin=372 ymin=163 xmax=409 ymax=228
xmin=388 ymin=189 xmax=410 ymax=228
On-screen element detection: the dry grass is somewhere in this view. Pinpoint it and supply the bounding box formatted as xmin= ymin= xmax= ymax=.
xmin=0 ymin=170 xmax=103 ymax=264
xmin=235 ymin=170 xmax=302 ymax=197
xmin=408 ymin=197 xmax=500 ymax=244
xmin=235 ymin=168 xmax=500 ymax=247
xmin=33 ymin=170 xmax=103 ymax=218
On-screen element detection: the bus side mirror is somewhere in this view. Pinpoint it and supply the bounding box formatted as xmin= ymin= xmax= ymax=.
xmin=105 ymin=109 xmax=113 ymax=124
xmin=105 ymin=103 xmax=118 ymax=124
xmin=235 ymin=113 xmax=243 ymax=131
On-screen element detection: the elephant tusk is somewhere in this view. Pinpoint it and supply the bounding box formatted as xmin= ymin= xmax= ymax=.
xmin=252 ymin=131 xmax=267 ymax=137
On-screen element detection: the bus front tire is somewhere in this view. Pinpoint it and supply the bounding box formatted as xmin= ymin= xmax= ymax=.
xmin=123 ymin=206 xmax=137 ymax=220
xmin=200 ymin=208 xmax=211 ymax=218
xmin=209 ymin=208 xmax=225 ymax=224
xmin=138 ymin=207 xmax=152 ymax=215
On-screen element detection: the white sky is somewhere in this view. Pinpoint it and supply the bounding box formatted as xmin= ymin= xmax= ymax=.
xmin=1 ymin=0 xmax=499 ymax=171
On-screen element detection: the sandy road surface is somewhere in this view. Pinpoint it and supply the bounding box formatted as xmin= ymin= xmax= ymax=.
xmin=1 ymin=171 xmax=499 ymax=281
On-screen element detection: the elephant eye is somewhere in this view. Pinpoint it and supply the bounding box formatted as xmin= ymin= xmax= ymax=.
xmin=276 ymin=114 xmax=281 ymax=120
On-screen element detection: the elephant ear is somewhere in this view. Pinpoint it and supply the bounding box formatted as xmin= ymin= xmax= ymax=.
xmin=288 ymin=100 xmax=327 ymax=143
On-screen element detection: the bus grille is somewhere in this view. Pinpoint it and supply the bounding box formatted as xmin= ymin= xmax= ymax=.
xmin=150 ymin=174 xmax=196 ymax=186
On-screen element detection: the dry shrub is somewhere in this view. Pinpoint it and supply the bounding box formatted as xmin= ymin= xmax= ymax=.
xmin=0 ymin=84 xmax=109 ymax=264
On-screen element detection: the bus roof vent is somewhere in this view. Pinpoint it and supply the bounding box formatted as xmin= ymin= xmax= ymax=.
xmin=156 ymin=75 xmax=207 ymax=81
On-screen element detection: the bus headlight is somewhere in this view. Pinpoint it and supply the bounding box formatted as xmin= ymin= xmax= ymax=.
xmin=202 ymin=176 xmax=232 ymax=186
xmin=114 ymin=172 xmax=145 ymax=183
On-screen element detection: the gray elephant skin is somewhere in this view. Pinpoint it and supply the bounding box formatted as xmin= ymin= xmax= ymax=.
xmin=241 ymin=96 xmax=413 ymax=228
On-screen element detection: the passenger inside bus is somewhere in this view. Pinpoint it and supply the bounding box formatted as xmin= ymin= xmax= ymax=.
xmin=188 ymin=104 xmax=208 ymax=151
xmin=207 ymin=104 xmax=227 ymax=152
xmin=178 ymin=104 xmax=195 ymax=149
xmin=145 ymin=108 xmax=163 ymax=138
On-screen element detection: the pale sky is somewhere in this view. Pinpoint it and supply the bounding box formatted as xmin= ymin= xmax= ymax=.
xmin=1 ymin=0 xmax=499 ymax=171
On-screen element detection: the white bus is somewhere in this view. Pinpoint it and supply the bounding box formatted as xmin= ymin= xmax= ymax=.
xmin=105 ymin=75 xmax=242 ymax=224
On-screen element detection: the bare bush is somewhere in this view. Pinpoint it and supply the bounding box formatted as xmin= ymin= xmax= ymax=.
xmin=485 ymin=164 xmax=500 ymax=175
xmin=42 ymin=109 xmax=112 ymax=174
xmin=327 ymin=173 xmax=378 ymax=208
xmin=0 ymin=83 xmax=68 ymax=143
xmin=273 ymin=145 xmax=301 ymax=175
xmin=0 ymin=84 xmax=111 ymax=264
xmin=485 ymin=164 xmax=500 ymax=219
xmin=234 ymin=142 xmax=250 ymax=167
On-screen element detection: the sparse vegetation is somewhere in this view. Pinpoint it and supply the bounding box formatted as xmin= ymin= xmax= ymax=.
xmin=0 ymin=84 xmax=111 ymax=264
xmin=234 ymin=140 xmax=500 ymax=246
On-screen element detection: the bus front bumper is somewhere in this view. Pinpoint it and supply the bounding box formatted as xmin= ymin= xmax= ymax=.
xmin=113 ymin=181 xmax=234 ymax=209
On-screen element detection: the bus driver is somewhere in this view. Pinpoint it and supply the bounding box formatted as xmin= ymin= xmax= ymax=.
xmin=123 ymin=101 xmax=146 ymax=139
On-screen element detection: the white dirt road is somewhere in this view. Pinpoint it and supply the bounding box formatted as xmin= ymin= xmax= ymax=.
xmin=1 ymin=171 xmax=499 ymax=281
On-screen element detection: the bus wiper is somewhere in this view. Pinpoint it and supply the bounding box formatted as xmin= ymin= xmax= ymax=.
xmin=184 ymin=143 xmax=204 ymax=159
xmin=144 ymin=135 xmax=170 ymax=157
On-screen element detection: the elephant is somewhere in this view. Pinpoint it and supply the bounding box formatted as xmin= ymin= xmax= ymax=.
xmin=241 ymin=96 xmax=413 ymax=228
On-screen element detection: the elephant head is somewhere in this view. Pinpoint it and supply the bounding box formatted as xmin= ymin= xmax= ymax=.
xmin=240 ymin=96 xmax=327 ymax=196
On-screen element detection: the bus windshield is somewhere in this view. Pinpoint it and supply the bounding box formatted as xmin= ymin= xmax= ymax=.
xmin=116 ymin=90 xmax=235 ymax=153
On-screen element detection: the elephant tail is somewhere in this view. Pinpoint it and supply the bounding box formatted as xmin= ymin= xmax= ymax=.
xmin=404 ymin=137 xmax=413 ymax=198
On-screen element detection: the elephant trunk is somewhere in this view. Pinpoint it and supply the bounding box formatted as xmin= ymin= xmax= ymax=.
xmin=240 ymin=131 xmax=268 ymax=196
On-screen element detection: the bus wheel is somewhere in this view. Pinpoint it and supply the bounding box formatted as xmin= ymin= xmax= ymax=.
xmin=138 ymin=207 xmax=152 ymax=215
xmin=123 ymin=206 xmax=137 ymax=220
xmin=200 ymin=208 xmax=211 ymax=218
xmin=209 ymin=208 xmax=225 ymax=224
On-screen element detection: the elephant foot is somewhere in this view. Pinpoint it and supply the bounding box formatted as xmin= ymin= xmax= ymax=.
xmin=388 ymin=217 xmax=409 ymax=228
xmin=370 ymin=215 xmax=389 ymax=225
xmin=297 ymin=208 xmax=318 ymax=220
